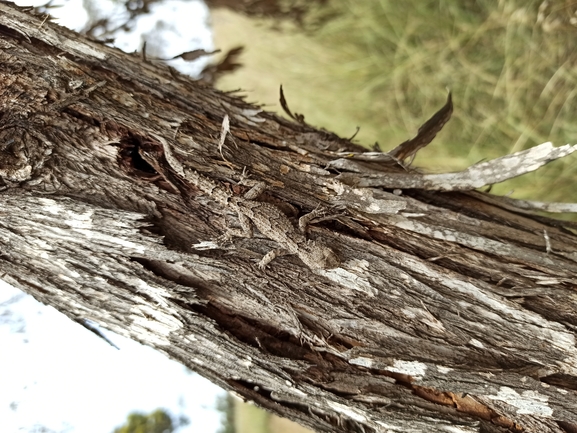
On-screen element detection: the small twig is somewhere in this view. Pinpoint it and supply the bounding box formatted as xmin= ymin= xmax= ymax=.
xmin=217 ymin=114 xmax=232 ymax=164
xmin=141 ymin=41 xmax=147 ymax=62
xmin=279 ymin=85 xmax=305 ymax=124
xmin=543 ymin=229 xmax=552 ymax=253
xmin=348 ymin=126 xmax=360 ymax=141
xmin=76 ymin=318 xmax=119 ymax=349
xmin=38 ymin=14 xmax=50 ymax=29
xmin=153 ymin=48 xmax=221 ymax=62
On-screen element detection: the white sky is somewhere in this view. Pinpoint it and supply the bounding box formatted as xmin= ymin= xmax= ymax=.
xmin=25 ymin=0 xmax=216 ymax=76
xmin=2 ymin=1 xmax=225 ymax=432
xmin=0 ymin=283 xmax=224 ymax=433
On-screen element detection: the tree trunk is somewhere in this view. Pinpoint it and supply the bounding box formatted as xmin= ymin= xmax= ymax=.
xmin=2 ymin=3 xmax=577 ymax=432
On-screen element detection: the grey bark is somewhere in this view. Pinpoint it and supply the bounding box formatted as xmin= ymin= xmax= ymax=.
xmin=2 ymin=2 xmax=577 ymax=432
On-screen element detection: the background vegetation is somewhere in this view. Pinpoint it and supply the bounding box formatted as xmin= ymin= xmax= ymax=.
xmin=233 ymin=399 xmax=312 ymax=433
xmin=212 ymin=0 xmax=577 ymax=203
xmin=113 ymin=408 xmax=189 ymax=433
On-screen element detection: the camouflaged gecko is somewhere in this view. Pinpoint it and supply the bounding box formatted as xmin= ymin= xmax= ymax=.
xmin=184 ymin=169 xmax=339 ymax=270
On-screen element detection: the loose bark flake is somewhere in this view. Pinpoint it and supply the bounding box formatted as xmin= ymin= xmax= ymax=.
xmin=388 ymin=92 xmax=453 ymax=162
xmin=337 ymin=142 xmax=577 ymax=191
xmin=2 ymin=3 xmax=577 ymax=433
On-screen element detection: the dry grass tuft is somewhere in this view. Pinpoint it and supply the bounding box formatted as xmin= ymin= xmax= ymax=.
xmin=213 ymin=0 xmax=577 ymax=202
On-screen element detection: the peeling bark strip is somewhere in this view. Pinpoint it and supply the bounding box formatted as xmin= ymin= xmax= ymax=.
xmin=337 ymin=142 xmax=577 ymax=190
xmin=2 ymin=3 xmax=577 ymax=432
xmin=388 ymin=92 xmax=453 ymax=162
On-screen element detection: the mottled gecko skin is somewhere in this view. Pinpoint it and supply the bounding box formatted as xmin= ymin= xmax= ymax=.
xmin=181 ymin=168 xmax=339 ymax=269
xmin=230 ymin=197 xmax=340 ymax=270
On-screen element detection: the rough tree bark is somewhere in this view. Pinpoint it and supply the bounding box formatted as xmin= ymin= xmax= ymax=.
xmin=2 ymin=3 xmax=577 ymax=432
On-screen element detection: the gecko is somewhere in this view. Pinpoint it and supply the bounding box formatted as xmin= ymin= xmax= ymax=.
xmin=182 ymin=168 xmax=340 ymax=270
xmin=139 ymin=134 xmax=339 ymax=270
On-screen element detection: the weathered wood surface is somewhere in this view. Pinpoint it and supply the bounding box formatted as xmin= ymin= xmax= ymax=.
xmin=2 ymin=2 xmax=577 ymax=432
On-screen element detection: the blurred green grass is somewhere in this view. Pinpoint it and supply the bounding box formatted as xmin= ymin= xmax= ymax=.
xmin=213 ymin=0 xmax=577 ymax=201
xmin=235 ymin=400 xmax=269 ymax=433
xmin=234 ymin=399 xmax=313 ymax=433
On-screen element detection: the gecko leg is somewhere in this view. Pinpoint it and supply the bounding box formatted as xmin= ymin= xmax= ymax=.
xmin=258 ymin=248 xmax=290 ymax=269
xmin=298 ymin=206 xmax=344 ymax=233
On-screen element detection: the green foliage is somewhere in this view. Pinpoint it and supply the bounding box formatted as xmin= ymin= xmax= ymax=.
xmin=113 ymin=409 xmax=175 ymax=433
xmin=215 ymin=393 xmax=235 ymax=433
xmin=311 ymin=0 xmax=577 ymax=201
